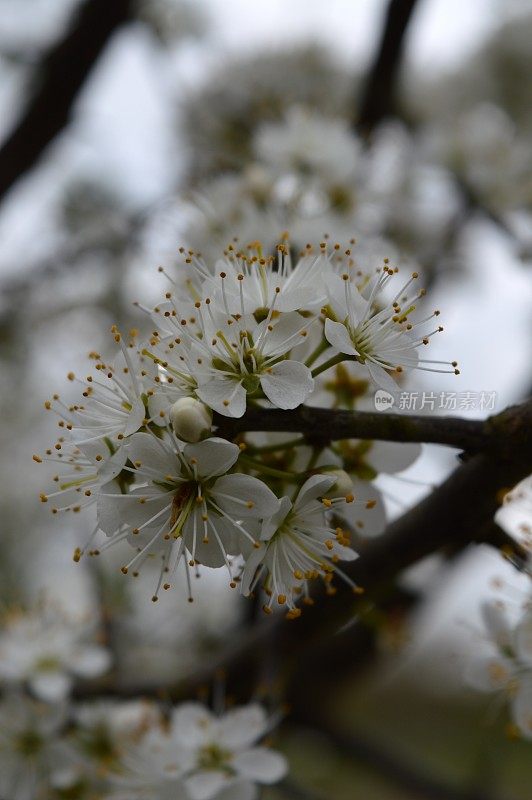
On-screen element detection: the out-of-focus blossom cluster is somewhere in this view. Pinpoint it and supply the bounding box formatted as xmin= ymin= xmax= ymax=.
xmin=183 ymin=109 xmax=460 ymax=269
xmin=465 ymin=596 xmax=532 ymax=740
xmin=180 ymin=45 xmax=354 ymax=182
xmin=0 ymin=685 xmax=285 ymax=800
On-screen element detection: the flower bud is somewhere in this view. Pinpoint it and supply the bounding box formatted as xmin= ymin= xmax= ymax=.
xmin=324 ymin=469 xmax=354 ymax=498
xmin=170 ymin=397 xmax=212 ymax=443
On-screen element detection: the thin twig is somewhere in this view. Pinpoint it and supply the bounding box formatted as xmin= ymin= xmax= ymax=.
xmin=214 ymin=399 xmax=532 ymax=454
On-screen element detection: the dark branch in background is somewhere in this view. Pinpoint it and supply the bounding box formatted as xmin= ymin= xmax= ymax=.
xmin=278 ymin=780 xmax=328 ymax=800
xmin=214 ymin=399 xmax=532 ymax=454
xmin=354 ymin=0 xmax=526 ymax=282
xmin=76 ymin=399 xmax=531 ymax=702
xmin=0 ymin=0 xmax=133 ymax=203
xmin=288 ymin=718 xmax=499 ymax=800
xmin=356 ymin=0 xmax=420 ymax=132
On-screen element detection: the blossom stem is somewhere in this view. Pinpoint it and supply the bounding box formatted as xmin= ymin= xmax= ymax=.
xmin=245 ymin=437 xmax=306 ymax=454
xmin=304 ymin=339 xmax=330 ymax=368
xmin=311 ymin=354 xmax=356 ymax=379
xmin=239 ymin=455 xmax=302 ymax=482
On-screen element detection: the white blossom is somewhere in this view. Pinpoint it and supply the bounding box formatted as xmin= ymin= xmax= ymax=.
xmin=189 ymin=242 xmax=328 ymax=314
xmin=106 ymin=701 xmax=287 ymax=800
xmin=37 ymin=438 xmax=126 ymax=518
xmin=323 ymin=262 xmax=459 ymax=390
xmin=44 ymin=338 xmax=148 ymax=452
xmin=74 ymin=699 xmax=160 ymax=771
xmin=0 ymin=604 xmax=111 ymax=702
xmin=254 ymin=106 xmax=360 ymax=187
xmin=174 ymin=702 xmax=287 ymax=800
xmin=241 ymin=474 xmax=359 ymax=615
xmin=97 ymin=434 xmax=279 ymax=600
xmin=105 ymin=722 xmax=187 ymax=800
xmin=465 ymin=600 xmax=532 ymax=738
xmin=193 ymin=311 xmax=314 ymax=417
xmin=0 ymin=692 xmax=70 ymax=800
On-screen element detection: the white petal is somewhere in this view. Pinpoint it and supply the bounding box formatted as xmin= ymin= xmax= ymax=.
xmin=240 ymin=543 xmax=267 ymax=596
xmin=184 ymin=437 xmax=239 ymax=479
xmin=126 ymin=433 xmax=177 ymax=477
xmin=259 ymin=313 xmax=311 ymax=358
xmin=261 ymin=496 xmax=292 ymax=541
xmin=367 ymin=441 xmax=422 ymax=474
xmin=30 ymin=672 xmax=72 ymax=702
xmin=185 ymin=771 xmax=228 ymax=800
xmin=96 ymin=482 xmax=124 ymax=533
xmin=211 ymin=474 xmax=279 ymax=518
xmin=331 ymin=540 xmax=359 ymax=561
xmin=327 ymin=273 xmax=368 ymax=324
xmin=295 ymin=474 xmax=336 ymax=509
xmin=197 ymin=378 xmax=247 ymax=418
xmin=172 ymin=703 xmax=216 ymax=748
xmin=147 ymin=389 xmax=172 ymax=425
xmin=218 ymin=705 xmax=268 ymax=748
xmin=183 ymin=509 xmax=231 ymax=567
xmin=233 ymin=748 xmax=288 ymax=784
xmin=366 ymin=362 xmax=399 ymax=393
xmin=97 ymin=486 xmax=170 ymax=535
xmin=324 ymin=319 xmax=358 ymax=356
xmin=511 ymin=674 xmax=532 ymax=739
xmin=341 ymin=480 xmax=386 ymax=537
xmin=464 ymin=653 xmax=513 ymax=692
xmin=260 ymin=361 xmax=314 ymax=409
xmin=98 ymin=446 xmax=128 ymax=483
xmin=215 ymin=781 xmax=257 ymax=800
xmin=515 ymin=611 xmax=532 ymax=666
xmin=481 ymin=601 xmax=513 ymax=651
xmin=71 ymin=646 xmax=111 ymax=679
xmin=124 ymin=398 xmax=147 ymax=436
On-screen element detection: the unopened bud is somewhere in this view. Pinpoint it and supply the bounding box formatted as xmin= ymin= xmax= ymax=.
xmin=170 ymin=397 xmax=212 ymax=443
xmin=324 ymin=469 xmax=354 ymax=498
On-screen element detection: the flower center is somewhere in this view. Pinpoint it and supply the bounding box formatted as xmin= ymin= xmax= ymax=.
xmin=169 ymin=482 xmax=197 ymax=538
xmin=197 ymin=743 xmax=234 ymax=773
xmin=16 ymin=729 xmax=43 ymax=756
xmin=34 ymin=655 xmax=61 ymax=672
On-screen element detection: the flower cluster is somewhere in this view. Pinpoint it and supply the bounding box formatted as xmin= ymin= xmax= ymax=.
xmin=0 ymin=602 xmax=110 ymax=703
xmin=37 ymin=240 xmax=457 ymax=611
xmin=181 ymin=45 xmax=352 ymax=181
xmin=465 ymin=598 xmax=532 ymax=739
xmin=108 ymin=701 xmax=286 ymax=800
xmin=182 ymin=107 xmax=460 ymax=272
xmin=0 ymin=690 xmax=284 ymax=800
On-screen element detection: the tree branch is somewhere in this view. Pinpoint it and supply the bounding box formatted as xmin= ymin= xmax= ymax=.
xmin=288 ymin=718 xmax=500 ymax=800
xmin=75 ymin=413 xmax=530 ymax=702
xmin=0 ymin=0 xmax=133 ymax=202
xmin=214 ymin=399 xmax=532 ymax=454
xmin=356 ymin=0 xmax=420 ymax=132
